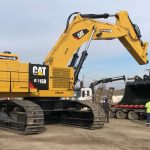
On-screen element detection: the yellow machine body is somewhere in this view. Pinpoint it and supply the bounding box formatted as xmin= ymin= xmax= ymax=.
xmin=0 ymin=52 xmax=74 ymax=97
xmin=0 ymin=11 xmax=148 ymax=98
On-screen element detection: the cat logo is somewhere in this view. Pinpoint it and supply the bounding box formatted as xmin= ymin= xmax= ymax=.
xmin=33 ymin=66 xmax=46 ymax=76
xmin=29 ymin=64 xmax=49 ymax=90
xmin=72 ymin=29 xmax=89 ymax=40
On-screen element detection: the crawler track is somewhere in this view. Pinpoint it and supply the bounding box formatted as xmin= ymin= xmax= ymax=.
xmin=0 ymin=99 xmax=105 ymax=134
xmin=0 ymin=99 xmax=44 ymax=134
xmin=54 ymin=100 xmax=106 ymax=129
xmin=79 ymin=100 xmax=106 ymax=129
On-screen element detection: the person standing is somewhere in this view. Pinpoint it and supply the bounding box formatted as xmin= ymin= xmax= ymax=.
xmin=145 ymin=101 xmax=150 ymax=126
xmin=103 ymin=97 xmax=110 ymax=123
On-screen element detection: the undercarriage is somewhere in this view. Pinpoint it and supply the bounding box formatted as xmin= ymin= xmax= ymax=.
xmin=0 ymin=98 xmax=106 ymax=134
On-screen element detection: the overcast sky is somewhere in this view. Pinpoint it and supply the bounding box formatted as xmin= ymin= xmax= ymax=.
xmin=0 ymin=0 xmax=150 ymax=88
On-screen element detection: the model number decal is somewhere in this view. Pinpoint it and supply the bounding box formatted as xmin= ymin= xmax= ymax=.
xmin=0 ymin=55 xmax=17 ymax=60
xmin=100 ymin=29 xmax=112 ymax=33
xmin=72 ymin=29 xmax=89 ymax=40
xmin=29 ymin=64 xmax=49 ymax=90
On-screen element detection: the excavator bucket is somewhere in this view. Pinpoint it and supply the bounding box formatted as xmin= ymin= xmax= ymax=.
xmin=119 ymin=79 xmax=150 ymax=105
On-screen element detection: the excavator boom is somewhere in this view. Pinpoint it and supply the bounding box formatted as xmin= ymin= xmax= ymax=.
xmin=44 ymin=11 xmax=148 ymax=67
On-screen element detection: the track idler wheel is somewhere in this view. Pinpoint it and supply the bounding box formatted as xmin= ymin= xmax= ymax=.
xmin=127 ymin=111 xmax=139 ymax=120
xmin=115 ymin=110 xmax=126 ymax=119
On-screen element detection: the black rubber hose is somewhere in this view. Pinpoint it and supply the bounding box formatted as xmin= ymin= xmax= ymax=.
xmin=65 ymin=12 xmax=80 ymax=32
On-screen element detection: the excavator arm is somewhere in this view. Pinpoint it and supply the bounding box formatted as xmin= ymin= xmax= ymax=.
xmin=44 ymin=11 xmax=148 ymax=67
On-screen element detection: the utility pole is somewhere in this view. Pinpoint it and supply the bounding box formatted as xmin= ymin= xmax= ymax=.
xmin=82 ymin=74 xmax=84 ymax=86
xmin=145 ymin=69 xmax=150 ymax=77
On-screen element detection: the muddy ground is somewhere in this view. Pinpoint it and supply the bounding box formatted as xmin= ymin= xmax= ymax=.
xmin=0 ymin=119 xmax=150 ymax=150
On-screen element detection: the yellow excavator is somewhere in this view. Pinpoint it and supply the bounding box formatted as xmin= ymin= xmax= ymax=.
xmin=0 ymin=11 xmax=148 ymax=134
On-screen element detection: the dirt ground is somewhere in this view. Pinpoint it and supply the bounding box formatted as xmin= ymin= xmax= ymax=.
xmin=0 ymin=119 xmax=150 ymax=150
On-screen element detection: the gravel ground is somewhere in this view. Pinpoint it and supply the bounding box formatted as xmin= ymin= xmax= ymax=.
xmin=0 ymin=119 xmax=150 ymax=150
